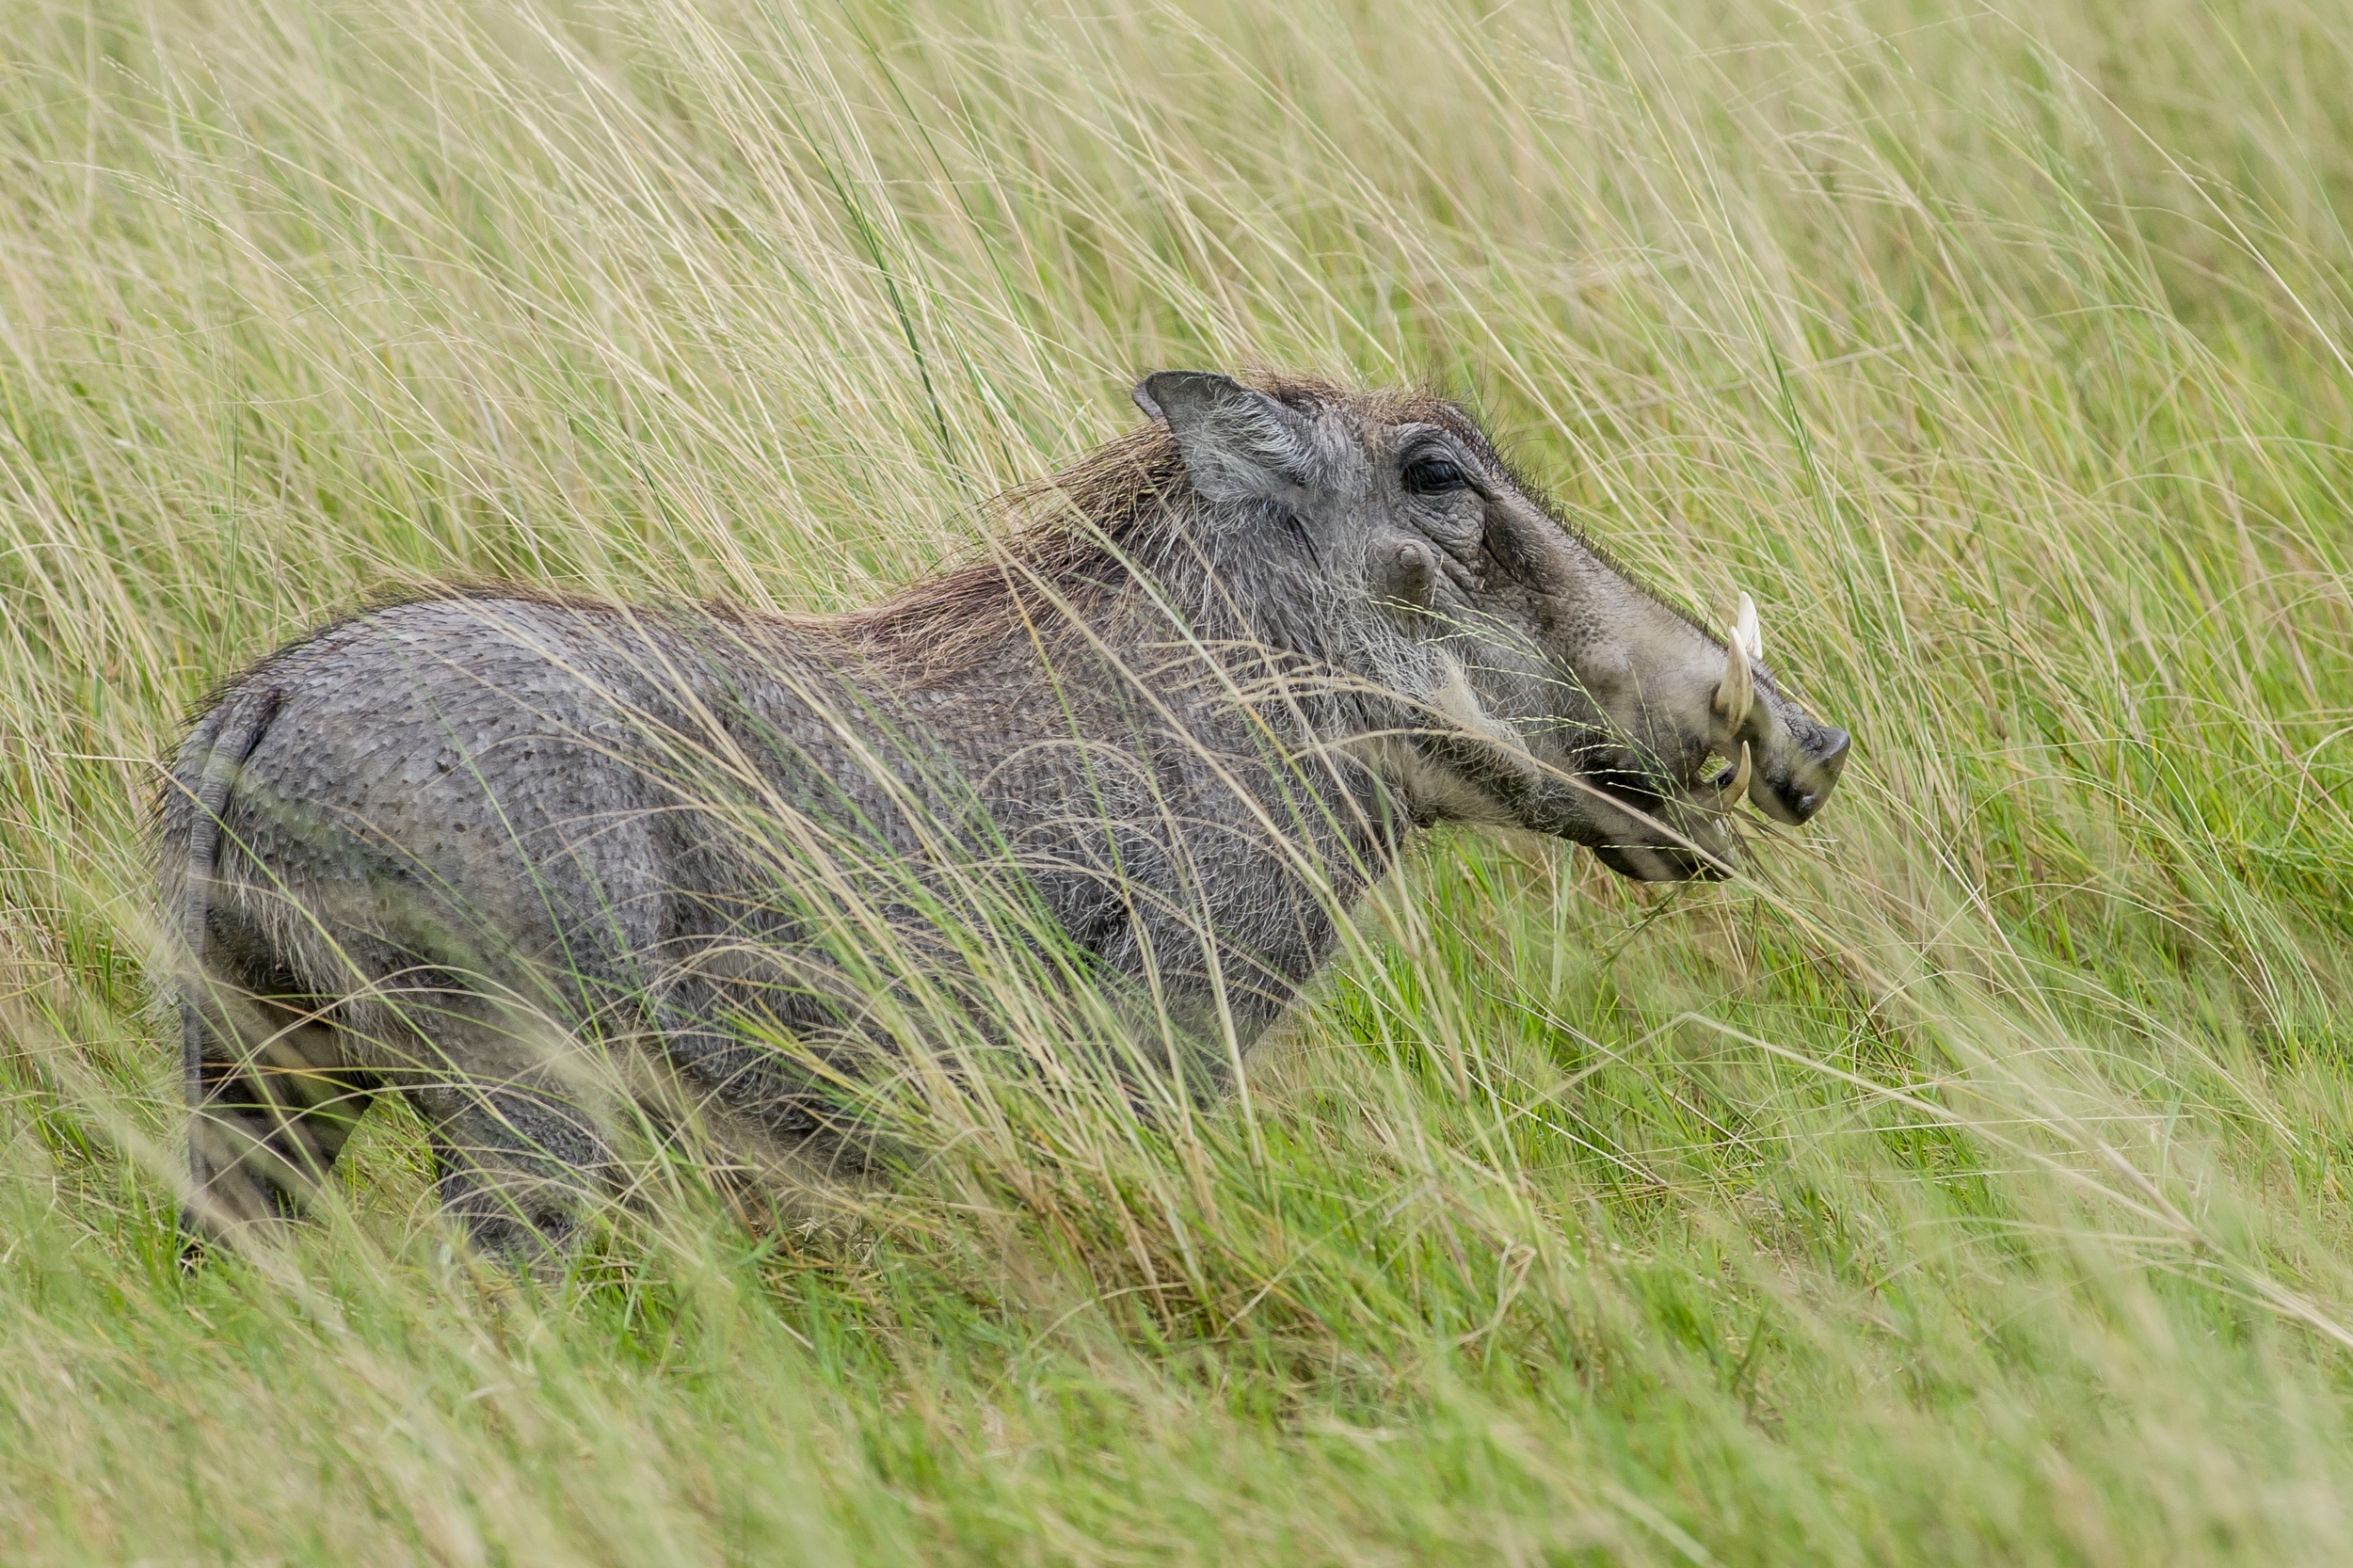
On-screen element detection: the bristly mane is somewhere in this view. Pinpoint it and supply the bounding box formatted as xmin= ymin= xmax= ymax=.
xmin=846 ymin=376 xmax=1488 ymax=679
xmin=184 ymin=377 xmax=1508 ymax=717
xmin=844 ymin=420 xmax=1187 ymax=675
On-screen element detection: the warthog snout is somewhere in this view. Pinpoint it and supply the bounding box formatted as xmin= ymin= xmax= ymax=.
xmin=1705 ymin=589 xmax=1850 ymax=831
xmin=1741 ymin=718 xmax=1850 ymax=826
xmin=1523 ymin=559 xmax=1852 ymax=885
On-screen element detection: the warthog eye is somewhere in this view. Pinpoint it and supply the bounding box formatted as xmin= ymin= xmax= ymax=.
xmin=1402 ymin=456 xmax=1468 ymax=494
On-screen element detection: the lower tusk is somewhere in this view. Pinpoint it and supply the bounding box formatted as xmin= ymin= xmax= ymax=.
xmin=1716 ymin=741 xmax=1753 ymax=807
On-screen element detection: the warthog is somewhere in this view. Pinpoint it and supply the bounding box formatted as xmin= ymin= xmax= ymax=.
xmin=162 ymin=371 xmax=1849 ymax=1260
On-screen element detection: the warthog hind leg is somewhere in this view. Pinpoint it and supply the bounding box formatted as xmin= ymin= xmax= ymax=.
xmin=183 ymin=975 xmax=381 ymax=1245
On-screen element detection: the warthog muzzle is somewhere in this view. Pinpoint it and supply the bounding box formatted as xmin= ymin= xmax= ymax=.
xmin=1591 ymin=593 xmax=1851 ymax=882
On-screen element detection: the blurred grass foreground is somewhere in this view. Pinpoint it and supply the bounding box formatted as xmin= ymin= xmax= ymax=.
xmin=7 ymin=0 xmax=2353 ymax=1560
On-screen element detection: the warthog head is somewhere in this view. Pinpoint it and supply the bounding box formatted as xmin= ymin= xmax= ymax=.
xmin=1136 ymin=371 xmax=1850 ymax=879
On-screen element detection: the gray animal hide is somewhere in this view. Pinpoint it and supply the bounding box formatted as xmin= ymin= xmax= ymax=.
xmin=159 ymin=372 xmax=1850 ymax=1261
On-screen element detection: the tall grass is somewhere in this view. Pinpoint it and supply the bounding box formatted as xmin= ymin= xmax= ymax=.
xmin=5 ymin=0 xmax=2353 ymax=1560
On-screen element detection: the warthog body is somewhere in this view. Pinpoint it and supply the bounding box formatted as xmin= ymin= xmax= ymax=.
xmin=163 ymin=372 xmax=1849 ymax=1259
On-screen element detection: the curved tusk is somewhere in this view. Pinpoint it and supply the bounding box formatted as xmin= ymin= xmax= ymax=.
xmin=1713 ymin=598 xmax=1755 ymax=734
xmin=1733 ymin=591 xmax=1761 ymax=663
xmin=1709 ymin=591 xmax=1763 ymax=812
xmin=1721 ymin=740 xmax=1753 ymax=806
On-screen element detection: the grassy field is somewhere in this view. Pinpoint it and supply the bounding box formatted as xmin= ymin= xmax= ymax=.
xmin=6 ymin=0 xmax=2353 ymax=1560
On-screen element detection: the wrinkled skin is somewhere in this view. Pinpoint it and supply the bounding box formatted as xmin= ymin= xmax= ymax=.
xmin=162 ymin=371 xmax=1849 ymax=1263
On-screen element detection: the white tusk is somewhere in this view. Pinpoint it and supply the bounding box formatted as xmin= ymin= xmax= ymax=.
xmin=1713 ymin=600 xmax=1755 ymax=732
xmin=1734 ymin=590 xmax=1763 ymax=661
xmin=1709 ymin=592 xmax=1763 ymax=811
xmin=1721 ymin=740 xmax=1753 ymax=805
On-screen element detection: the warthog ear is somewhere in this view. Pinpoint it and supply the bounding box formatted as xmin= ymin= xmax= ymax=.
xmin=1133 ymin=371 xmax=1321 ymax=508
